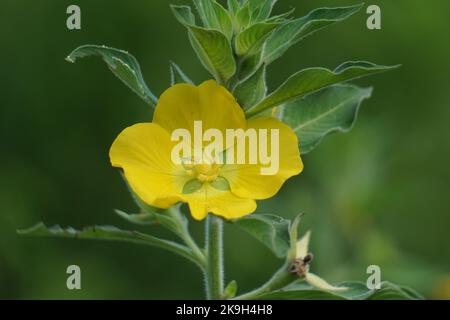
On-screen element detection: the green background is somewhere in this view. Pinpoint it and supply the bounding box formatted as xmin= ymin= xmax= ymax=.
xmin=1 ymin=0 xmax=449 ymax=299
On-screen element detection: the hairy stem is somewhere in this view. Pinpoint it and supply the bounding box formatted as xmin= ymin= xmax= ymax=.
xmin=205 ymin=215 xmax=224 ymax=300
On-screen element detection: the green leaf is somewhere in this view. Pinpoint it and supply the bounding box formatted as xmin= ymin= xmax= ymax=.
xmin=191 ymin=0 xmax=233 ymax=39
xmin=264 ymin=4 xmax=364 ymax=64
xmin=396 ymin=285 xmax=426 ymax=300
xmin=193 ymin=1 xmax=214 ymax=26
xmin=114 ymin=209 xmax=158 ymax=225
xmin=366 ymin=283 xmax=424 ymax=300
xmin=171 ymin=5 xmax=196 ymax=25
xmin=114 ymin=208 xmax=184 ymax=238
xmin=232 ymin=214 xmax=291 ymax=258
xmin=210 ymin=176 xmax=231 ymax=191
xmin=183 ymin=179 xmax=203 ymax=194
xmin=280 ymin=84 xmax=372 ymax=154
xmin=288 ymin=214 xmax=303 ymax=259
xmin=172 ymin=5 xmax=236 ymax=83
xmin=233 ymin=64 xmax=266 ymax=109
xmin=188 ymin=29 xmax=236 ymax=83
xmin=223 ymin=280 xmax=238 ymax=299
xmin=257 ymin=281 xmax=423 ymax=300
xmin=66 ymin=45 xmax=157 ymax=107
xmin=170 ymin=62 xmax=194 ymax=85
xmin=246 ymin=61 xmax=398 ymax=117
xmin=235 ymin=22 xmax=279 ymax=56
xmin=212 ymin=1 xmax=233 ymax=40
xmin=192 ymin=0 xmax=217 ymax=27
xmin=227 ymin=0 xmax=240 ymax=16
xmin=18 ymin=223 xmax=200 ymax=266
xmin=238 ymin=51 xmax=263 ymax=82
xmin=236 ymin=3 xmax=251 ymax=31
xmin=266 ymin=8 xmax=296 ymax=24
xmin=248 ymin=0 xmax=277 ymax=22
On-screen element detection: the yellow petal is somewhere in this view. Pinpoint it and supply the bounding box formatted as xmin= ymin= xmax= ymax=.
xmin=305 ymin=273 xmax=349 ymax=292
xmin=186 ymin=184 xmax=256 ymax=220
xmin=153 ymin=80 xmax=246 ymax=139
xmin=296 ymin=231 xmax=311 ymax=259
xmin=109 ymin=123 xmax=190 ymax=208
xmin=221 ymin=117 xmax=303 ymax=199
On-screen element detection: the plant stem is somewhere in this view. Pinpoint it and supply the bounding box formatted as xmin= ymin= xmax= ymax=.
xmin=205 ymin=215 xmax=224 ymax=300
xmin=232 ymin=261 xmax=297 ymax=300
xmin=167 ymin=206 xmax=206 ymax=269
xmin=180 ymin=231 xmax=206 ymax=269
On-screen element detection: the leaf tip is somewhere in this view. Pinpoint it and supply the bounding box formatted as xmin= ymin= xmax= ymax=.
xmin=363 ymin=86 xmax=374 ymax=98
xmin=114 ymin=209 xmax=127 ymax=218
xmin=223 ymin=280 xmax=238 ymax=299
xmin=17 ymin=222 xmax=46 ymax=235
xmin=289 ymin=213 xmax=304 ymax=239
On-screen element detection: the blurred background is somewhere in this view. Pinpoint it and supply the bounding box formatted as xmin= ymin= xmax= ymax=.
xmin=1 ymin=0 xmax=449 ymax=299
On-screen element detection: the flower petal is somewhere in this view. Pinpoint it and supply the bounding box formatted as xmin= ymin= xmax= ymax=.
xmin=109 ymin=123 xmax=190 ymax=208
xmin=186 ymin=184 xmax=256 ymax=220
xmin=221 ymin=117 xmax=303 ymax=199
xmin=305 ymin=273 xmax=349 ymax=292
xmin=153 ymin=80 xmax=246 ymax=139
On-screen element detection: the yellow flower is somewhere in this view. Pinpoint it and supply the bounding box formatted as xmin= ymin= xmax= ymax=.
xmin=110 ymin=80 xmax=303 ymax=220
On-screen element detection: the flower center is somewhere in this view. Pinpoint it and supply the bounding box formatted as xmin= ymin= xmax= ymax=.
xmin=193 ymin=163 xmax=221 ymax=182
xmin=182 ymin=158 xmax=222 ymax=183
